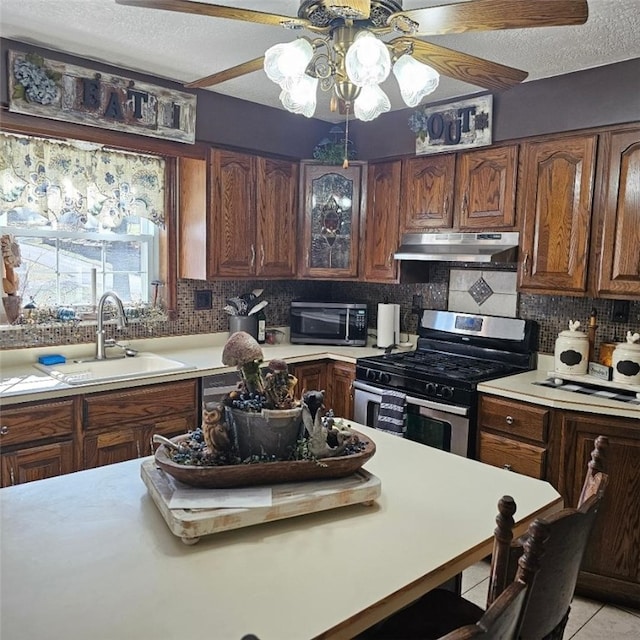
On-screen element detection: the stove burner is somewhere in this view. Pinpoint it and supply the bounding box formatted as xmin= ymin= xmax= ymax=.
xmin=381 ymin=350 xmax=510 ymax=382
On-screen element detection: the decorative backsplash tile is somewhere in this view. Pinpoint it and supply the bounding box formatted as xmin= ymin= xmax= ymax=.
xmin=448 ymin=268 xmax=518 ymax=317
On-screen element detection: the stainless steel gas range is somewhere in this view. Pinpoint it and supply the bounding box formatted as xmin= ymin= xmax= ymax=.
xmin=354 ymin=310 xmax=538 ymax=458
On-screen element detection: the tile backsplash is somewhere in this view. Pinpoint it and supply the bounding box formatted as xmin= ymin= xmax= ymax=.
xmin=2 ymin=267 xmax=639 ymax=358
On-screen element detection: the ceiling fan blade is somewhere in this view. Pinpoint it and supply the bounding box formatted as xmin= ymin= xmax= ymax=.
xmin=184 ymin=57 xmax=265 ymax=89
xmin=327 ymin=0 xmax=371 ymax=19
xmin=115 ymin=0 xmax=309 ymax=28
xmin=391 ymin=0 xmax=588 ymax=36
xmin=391 ymin=37 xmax=527 ymax=91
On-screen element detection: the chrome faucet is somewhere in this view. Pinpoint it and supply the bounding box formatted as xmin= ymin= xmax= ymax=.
xmin=95 ymin=291 xmax=128 ymax=360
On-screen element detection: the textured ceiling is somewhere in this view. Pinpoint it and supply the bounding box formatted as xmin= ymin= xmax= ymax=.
xmin=1 ymin=0 xmax=639 ymax=123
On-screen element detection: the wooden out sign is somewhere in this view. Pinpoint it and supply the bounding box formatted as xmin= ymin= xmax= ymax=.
xmin=8 ymin=50 xmax=197 ymax=144
xmin=411 ymin=95 xmax=492 ymax=156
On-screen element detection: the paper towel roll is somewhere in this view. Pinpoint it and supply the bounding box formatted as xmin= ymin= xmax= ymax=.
xmin=377 ymin=303 xmax=400 ymax=348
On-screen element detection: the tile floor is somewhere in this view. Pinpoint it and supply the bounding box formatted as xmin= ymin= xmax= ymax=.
xmin=461 ymin=560 xmax=640 ymax=639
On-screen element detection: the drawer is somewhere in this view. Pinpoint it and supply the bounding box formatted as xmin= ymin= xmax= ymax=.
xmin=83 ymin=380 xmax=198 ymax=430
xmin=479 ymin=395 xmax=549 ymax=443
xmin=479 ymin=432 xmax=546 ymax=479
xmin=0 ymin=399 xmax=74 ymax=447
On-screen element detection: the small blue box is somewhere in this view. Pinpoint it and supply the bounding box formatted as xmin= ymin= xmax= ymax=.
xmin=38 ymin=354 xmax=67 ymax=366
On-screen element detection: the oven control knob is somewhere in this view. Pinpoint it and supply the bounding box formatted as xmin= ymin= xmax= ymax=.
xmin=441 ymin=386 xmax=454 ymax=400
xmin=380 ymin=373 xmax=391 ymax=384
xmin=425 ymin=382 xmax=437 ymax=396
xmin=366 ymin=369 xmax=377 ymax=381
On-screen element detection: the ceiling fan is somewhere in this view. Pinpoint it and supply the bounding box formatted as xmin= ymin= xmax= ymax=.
xmin=115 ymin=0 xmax=589 ymax=121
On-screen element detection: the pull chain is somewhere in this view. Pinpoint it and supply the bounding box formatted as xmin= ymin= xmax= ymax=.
xmin=342 ymin=106 xmax=350 ymax=169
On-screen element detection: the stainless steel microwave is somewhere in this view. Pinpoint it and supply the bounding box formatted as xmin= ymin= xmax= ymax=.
xmin=290 ymin=302 xmax=368 ymax=346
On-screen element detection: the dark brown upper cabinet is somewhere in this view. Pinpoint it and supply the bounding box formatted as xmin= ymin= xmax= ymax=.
xmin=298 ymin=162 xmax=366 ymax=280
xmin=591 ymin=126 xmax=640 ymax=299
xmin=518 ymin=134 xmax=597 ymax=295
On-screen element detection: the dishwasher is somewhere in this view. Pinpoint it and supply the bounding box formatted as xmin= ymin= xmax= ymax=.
xmin=200 ymin=369 xmax=241 ymax=412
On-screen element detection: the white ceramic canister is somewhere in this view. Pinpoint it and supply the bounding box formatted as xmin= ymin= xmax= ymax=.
xmin=554 ymin=320 xmax=589 ymax=375
xmin=612 ymin=331 xmax=640 ymax=385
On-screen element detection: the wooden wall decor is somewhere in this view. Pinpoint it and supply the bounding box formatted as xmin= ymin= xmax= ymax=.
xmin=411 ymin=95 xmax=493 ymax=156
xmin=8 ymin=50 xmax=197 ymax=144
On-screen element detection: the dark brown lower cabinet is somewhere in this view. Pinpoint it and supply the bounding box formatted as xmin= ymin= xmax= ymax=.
xmin=478 ymin=392 xmax=640 ymax=608
xmin=554 ymin=410 xmax=640 ymax=608
xmin=82 ymin=380 xmax=199 ymax=468
xmin=0 ymin=398 xmax=77 ymax=487
xmin=292 ymin=360 xmax=355 ymax=420
xmin=1 ymin=441 xmax=75 ymax=487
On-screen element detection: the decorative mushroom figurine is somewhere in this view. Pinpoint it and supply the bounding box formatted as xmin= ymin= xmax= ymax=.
xmin=221 ymin=331 xmax=265 ymax=395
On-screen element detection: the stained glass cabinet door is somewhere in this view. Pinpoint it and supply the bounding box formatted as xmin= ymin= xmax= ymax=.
xmin=298 ymin=161 xmax=366 ymax=279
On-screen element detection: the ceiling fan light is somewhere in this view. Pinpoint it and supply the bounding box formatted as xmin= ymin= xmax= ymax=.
xmin=345 ymin=31 xmax=391 ymax=87
xmin=264 ymin=39 xmax=314 ymax=87
xmin=354 ymin=85 xmax=390 ymax=122
xmin=393 ymin=54 xmax=440 ymax=108
xmin=279 ymin=74 xmax=318 ymax=118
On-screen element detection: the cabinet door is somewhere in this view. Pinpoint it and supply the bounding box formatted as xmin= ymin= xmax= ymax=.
xmin=558 ymin=411 xmax=640 ymax=607
xmin=83 ymin=426 xmax=146 ymax=468
xmin=299 ymin=162 xmax=365 ymax=279
xmin=1 ymin=442 xmax=74 ymax=487
xmin=256 ymin=157 xmax=298 ymax=277
xmin=363 ymin=161 xmax=401 ymax=282
xmin=400 ymin=154 xmax=455 ymax=232
xmin=212 ymin=149 xmax=256 ymax=277
xmin=178 ymin=155 xmax=210 ymax=280
xmin=518 ymin=135 xmax=597 ymax=294
xmin=293 ymin=362 xmax=328 ymax=397
xmin=327 ymin=361 xmax=355 ymax=420
xmin=455 ymin=145 xmax=518 ymax=230
xmin=592 ymin=127 xmax=640 ymax=298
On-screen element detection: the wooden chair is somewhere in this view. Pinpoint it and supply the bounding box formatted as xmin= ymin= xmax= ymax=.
xmin=438 ymin=518 xmax=549 ymax=640
xmin=501 ymin=435 xmax=609 ymax=640
xmin=361 ymin=436 xmax=609 ymax=640
xmin=359 ymin=496 xmax=543 ymax=639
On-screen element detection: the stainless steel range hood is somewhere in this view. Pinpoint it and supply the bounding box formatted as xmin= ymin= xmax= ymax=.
xmin=394 ymin=232 xmax=519 ymax=263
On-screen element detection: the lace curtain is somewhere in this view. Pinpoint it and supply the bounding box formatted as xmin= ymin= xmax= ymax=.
xmin=0 ymin=132 xmax=165 ymax=231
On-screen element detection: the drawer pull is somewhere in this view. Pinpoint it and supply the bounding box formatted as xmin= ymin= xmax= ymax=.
xmin=0 ymin=426 xmax=8 ymax=435
xmin=503 ymin=463 xmax=513 ymax=471
xmin=505 ymin=416 xmax=514 ymax=425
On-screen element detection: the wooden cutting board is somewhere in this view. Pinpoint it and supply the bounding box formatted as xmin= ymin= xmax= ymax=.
xmin=141 ymin=459 xmax=381 ymax=545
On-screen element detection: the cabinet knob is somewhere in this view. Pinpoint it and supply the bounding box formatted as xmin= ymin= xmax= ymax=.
xmin=250 ymin=244 xmax=255 ymax=268
xmin=503 ymin=463 xmax=513 ymax=471
xmin=10 ymin=466 xmax=15 ymax=485
xmin=0 ymin=425 xmax=8 ymax=435
xmin=505 ymin=416 xmax=514 ymax=425
xmin=260 ymin=244 xmax=265 ymax=268
xmin=136 ymin=441 xmax=141 ymax=458
xmin=522 ymin=252 xmax=529 ymax=276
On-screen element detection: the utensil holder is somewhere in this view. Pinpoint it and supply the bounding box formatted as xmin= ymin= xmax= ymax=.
xmin=229 ymin=315 xmax=258 ymax=340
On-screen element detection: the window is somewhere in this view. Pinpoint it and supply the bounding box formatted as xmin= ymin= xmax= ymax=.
xmin=0 ymin=132 xmax=165 ymax=311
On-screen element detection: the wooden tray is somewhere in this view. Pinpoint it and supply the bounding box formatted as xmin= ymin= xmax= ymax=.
xmin=141 ymin=459 xmax=381 ymax=545
xmin=153 ymin=429 xmax=376 ymax=488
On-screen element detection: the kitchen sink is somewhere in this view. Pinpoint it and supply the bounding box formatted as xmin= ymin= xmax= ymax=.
xmin=34 ymin=353 xmax=196 ymax=385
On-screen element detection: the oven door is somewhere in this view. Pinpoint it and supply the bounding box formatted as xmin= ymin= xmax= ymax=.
xmin=352 ymin=380 xmax=471 ymax=458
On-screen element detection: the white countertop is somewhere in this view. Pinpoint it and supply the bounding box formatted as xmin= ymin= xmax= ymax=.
xmin=2 ymin=337 xmax=638 ymax=419
xmin=478 ymin=354 xmax=640 ymax=420
xmin=0 ymin=424 xmax=562 ymax=640
xmin=0 ymin=330 xmax=391 ymax=406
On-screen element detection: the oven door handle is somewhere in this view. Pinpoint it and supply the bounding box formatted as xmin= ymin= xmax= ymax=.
xmin=352 ymin=380 xmax=469 ymax=417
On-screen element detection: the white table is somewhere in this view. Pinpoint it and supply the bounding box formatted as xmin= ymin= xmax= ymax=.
xmin=0 ymin=425 xmax=562 ymax=640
